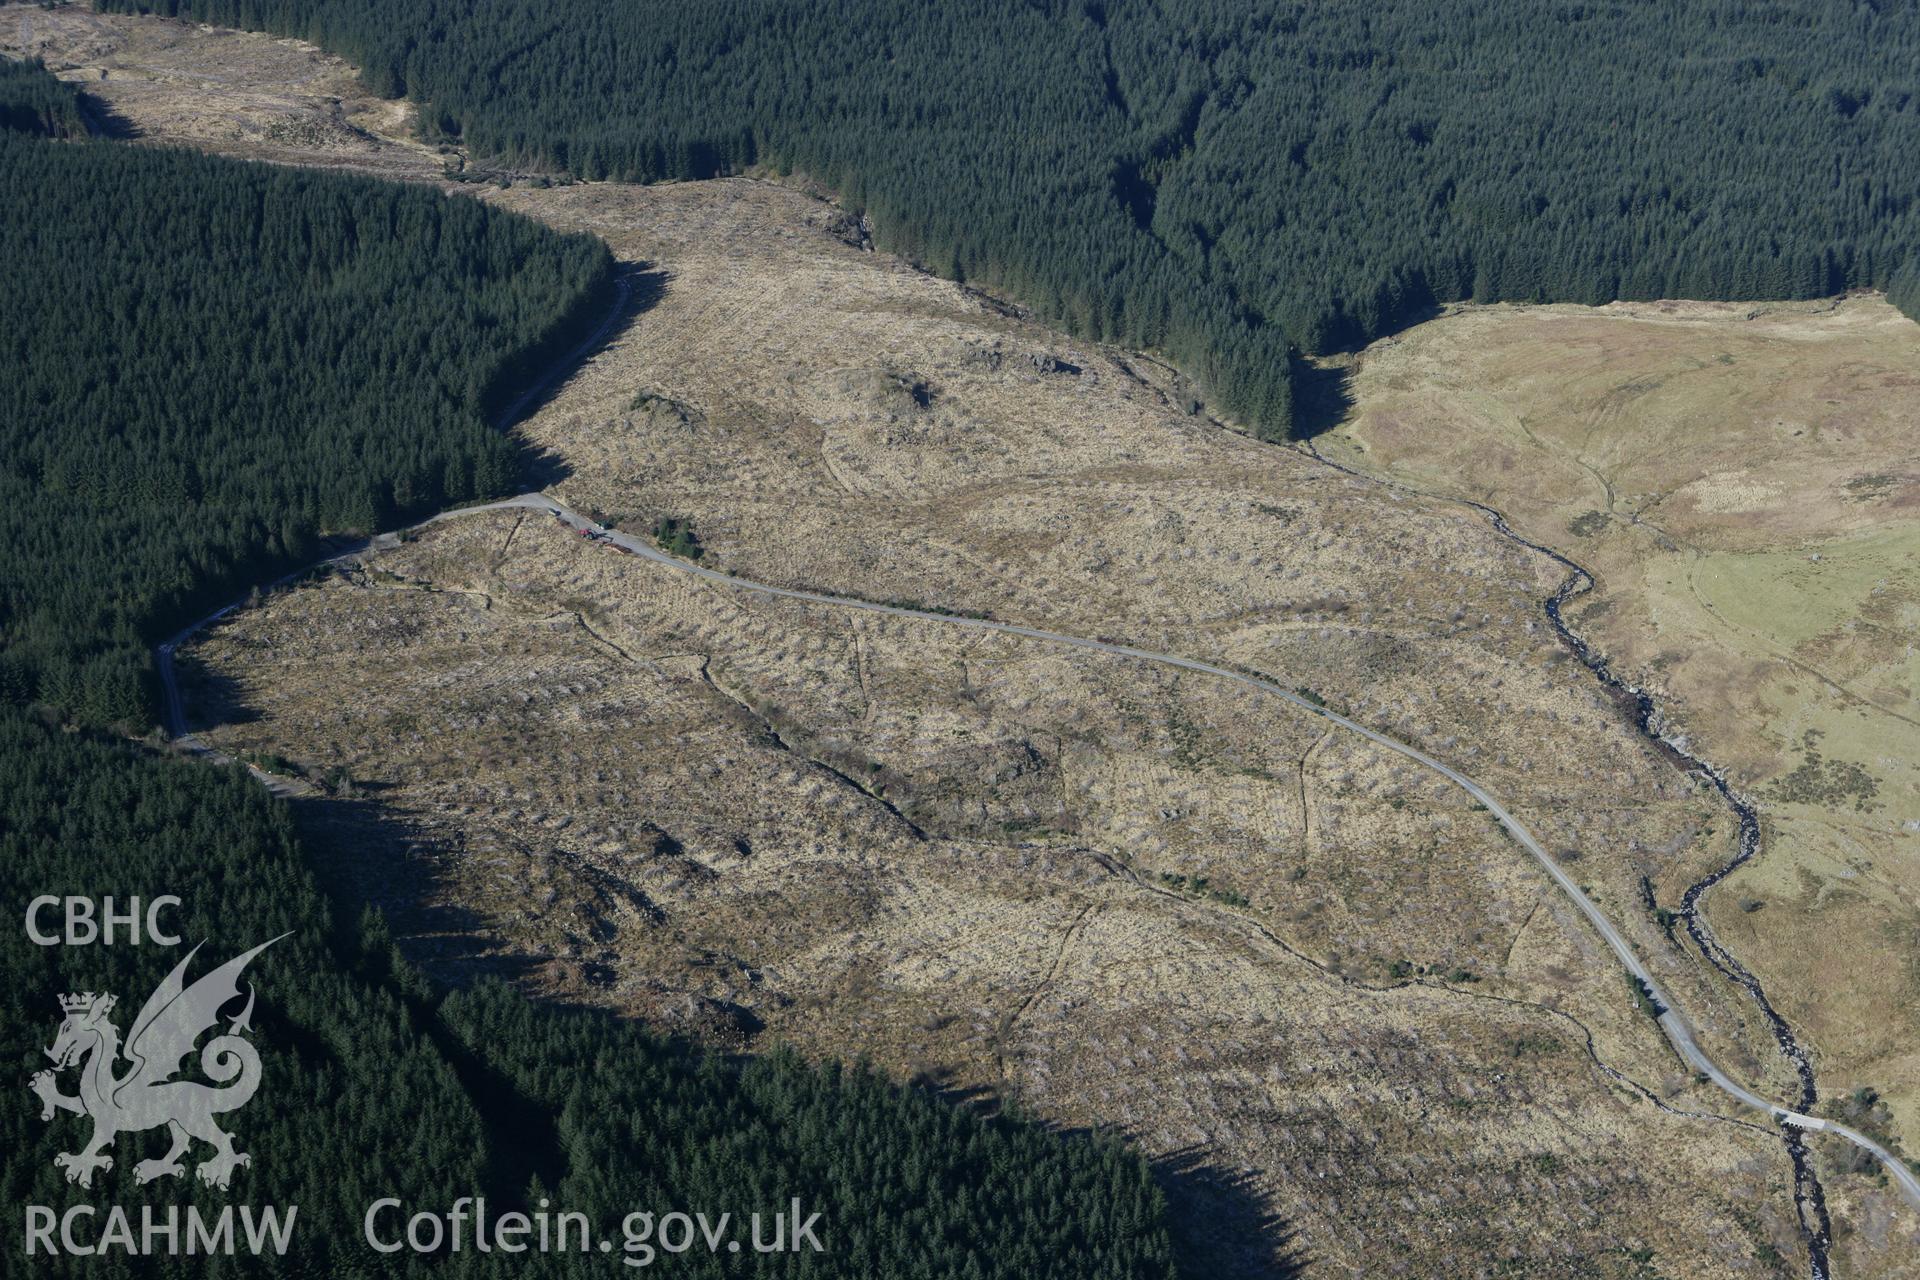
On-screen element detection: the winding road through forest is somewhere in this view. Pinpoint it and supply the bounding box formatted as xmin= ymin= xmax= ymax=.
xmin=147 ymin=261 xmax=1917 ymax=1280
xmin=156 ymin=488 xmax=1920 ymax=1220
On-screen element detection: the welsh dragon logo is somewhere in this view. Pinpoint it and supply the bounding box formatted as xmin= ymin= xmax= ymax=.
xmin=29 ymin=936 xmax=285 ymax=1190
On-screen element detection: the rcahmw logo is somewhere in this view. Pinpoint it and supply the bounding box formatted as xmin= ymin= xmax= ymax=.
xmin=21 ymin=898 xmax=298 ymax=1260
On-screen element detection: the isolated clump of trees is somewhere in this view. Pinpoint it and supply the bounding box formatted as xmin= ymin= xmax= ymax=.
xmin=99 ymin=0 xmax=1920 ymax=433
xmin=0 ymin=64 xmax=612 ymax=725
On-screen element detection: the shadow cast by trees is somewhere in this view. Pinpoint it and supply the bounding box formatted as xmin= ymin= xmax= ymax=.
xmin=287 ymin=791 xmax=552 ymax=988
xmin=905 ymin=1070 xmax=1304 ymax=1275
xmin=1154 ymin=1144 xmax=1308 ymax=1278
xmin=509 ymin=263 xmax=668 ymax=492
xmin=1286 ymin=358 xmax=1356 ymax=442
xmin=75 ymin=88 xmax=141 ymax=141
xmin=172 ymin=657 xmax=262 ymax=731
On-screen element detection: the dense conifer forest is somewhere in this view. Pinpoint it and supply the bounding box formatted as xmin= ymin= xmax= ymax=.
xmin=0 ymin=709 xmax=1178 ymax=1275
xmin=97 ymin=0 xmax=1920 ymax=433
xmin=0 ymin=65 xmax=611 ymax=726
